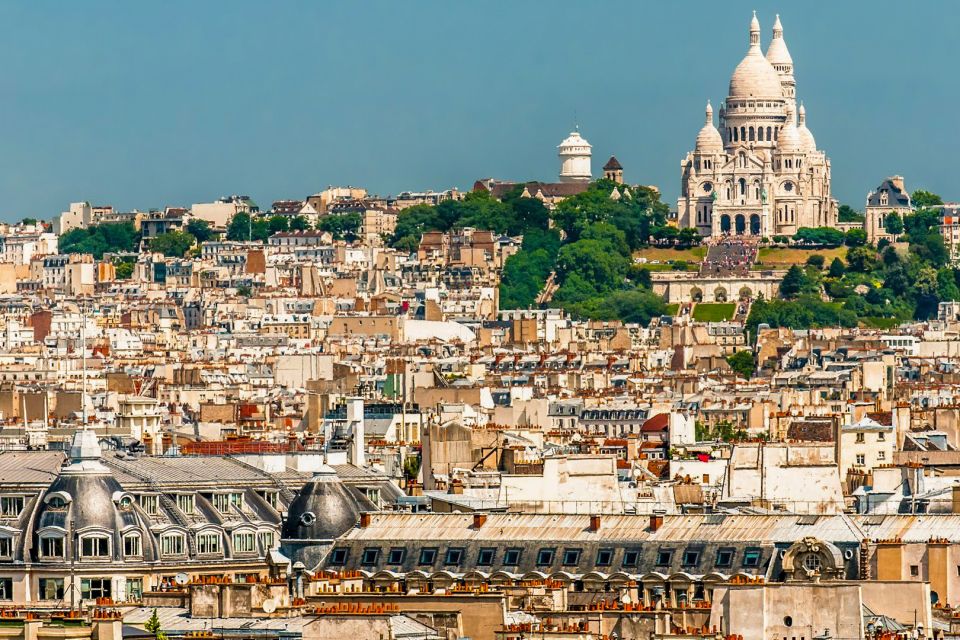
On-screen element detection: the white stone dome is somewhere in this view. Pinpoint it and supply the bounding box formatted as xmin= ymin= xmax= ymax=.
xmin=777 ymin=105 xmax=802 ymax=153
xmin=696 ymin=102 xmax=723 ymax=152
xmin=729 ymin=13 xmax=784 ymax=99
xmin=765 ymin=15 xmax=793 ymax=66
xmin=559 ymin=130 xmax=591 ymax=152
xmin=797 ymin=103 xmax=816 ymax=151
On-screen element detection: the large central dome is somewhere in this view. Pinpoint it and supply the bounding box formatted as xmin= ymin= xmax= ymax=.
xmin=729 ymin=12 xmax=784 ymax=99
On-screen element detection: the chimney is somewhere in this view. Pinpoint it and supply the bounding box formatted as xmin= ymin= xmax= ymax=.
xmin=890 ymin=175 xmax=905 ymax=193
xmin=589 ymin=514 xmax=601 ymax=532
xmin=649 ymin=510 xmax=665 ymax=532
xmin=473 ymin=513 xmax=487 ymax=529
xmin=359 ymin=512 xmax=372 ymax=528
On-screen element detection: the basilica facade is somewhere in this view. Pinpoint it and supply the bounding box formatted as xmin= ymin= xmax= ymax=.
xmin=677 ymin=13 xmax=837 ymax=238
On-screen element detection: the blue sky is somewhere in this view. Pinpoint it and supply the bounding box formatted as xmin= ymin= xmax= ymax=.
xmin=0 ymin=1 xmax=955 ymax=220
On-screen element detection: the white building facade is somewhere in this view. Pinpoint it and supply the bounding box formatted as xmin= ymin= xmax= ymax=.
xmin=677 ymin=13 xmax=837 ymax=238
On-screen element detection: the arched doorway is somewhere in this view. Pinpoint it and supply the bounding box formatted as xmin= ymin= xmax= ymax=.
xmin=715 ymin=287 xmax=728 ymax=302
xmin=690 ymin=287 xmax=703 ymax=303
xmin=750 ymin=214 xmax=761 ymax=235
xmin=720 ymin=215 xmax=731 ymax=234
xmin=735 ymin=215 xmax=746 ymax=235
xmin=739 ymin=286 xmax=753 ymax=300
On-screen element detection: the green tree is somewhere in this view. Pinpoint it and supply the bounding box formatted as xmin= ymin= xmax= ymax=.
xmin=677 ymin=227 xmax=702 ymax=247
xmin=145 ymin=608 xmax=168 ymax=640
xmin=828 ymin=257 xmax=846 ymax=278
xmin=846 ymin=246 xmax=877 ymax=272
xmin=806 ymin=254 xmax=825 ymax=269
xmin=289 ymin=215 xmax=310 ymax=231
xmin=227 ymin=213 xmax=252 ymax=241
xmin=844 ymin=228 xmax=867 ymax=247
xmin=115 ymin=261 xmax=135 ymax=279
xmin=779 ymin=265 xmax=806 ymax=299
xmin=837 ymin=205 xmax=864 ymax=222
xmin=268 ymin=215 xmax=289 ymax=235
xmin=912 ymin=189 xmax=943 ymax=209
xmin=21 ymin=217 xmax=37 ymax=226
xmin=317 ymin=213 xmax=362 ymax=241
xmin=726 ymin=350 xmax=755 ymax=380
xmin=59 ymin=222 xmax=138 ymax=259
xmin=402 ymin=456 xmax=421 ymax=482
xmin=883 ymin=213 xmax=904 ymax=236
xmin=149 ymin=231 xmax=195 ymax=257
xmin=185 ymin=219 xmax=213 ymax=243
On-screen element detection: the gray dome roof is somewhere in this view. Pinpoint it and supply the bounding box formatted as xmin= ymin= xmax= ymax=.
xmin=282 ymin=466 xmax=365 ymax=541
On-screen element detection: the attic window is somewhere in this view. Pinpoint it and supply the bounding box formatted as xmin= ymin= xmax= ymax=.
xmin=360 ymin=548 xmax=380 ymax=566
xmin=329 ymin=548 xmax=349 ymax=565
xmin=715 ymin=548 xmax=734 ymax=567
xmin=477 ymin=548 xmax=495 ymax=565
xmin=656 ymin=549 xmax=673 ymax=566
xmin=444 ymin=548 xmax=464 ymax=566
xmin=562 ymin=549 xmax=581 ymax=566
xmin=682 ymin=550 xmax=701 ymax=567
xmin=536 ymin=548 xmax=556 ymax=566
xmin=503 ymin=548 xmax=522 ymax=565
xmin=596 ymin=549 xmax=614 ymax=567
xmin=387 ymin=548 xmax=405 ymax=565
xmin=623 ymin=550 xmax=640 ymax=567
xmin=743 ymin=548 xmax=761 ymax=567
xmin=419 ymin=548 xmax=437 ymax=565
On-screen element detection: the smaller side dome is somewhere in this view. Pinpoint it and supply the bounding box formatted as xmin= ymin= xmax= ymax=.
xmin=777 ymin=104 xmax=802 ymax=154
xmin=696 ymin=102 xmax=723 ymax=153
xmin=797 ymin=103 xmax=817 ymax=151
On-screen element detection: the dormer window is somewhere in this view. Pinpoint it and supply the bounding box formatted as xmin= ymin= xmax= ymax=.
xmin=137 ymin=495 xmax=158 ymax=515
xmin=880 ymin=191 xmax=889 ymax=205
xmin=0 ymin=537 xmax=12 ymax=559
xmin=197 ymin=532 xmax=222 ymax=555
xmin=40 ymin=536 xmax=64 ymax=558
xmin=0 ymin=497 xmax=23 ymax=517
xmin=123 ymin=533 xmax=142 ymax=557
xmin=47 ymin=496 xmax=68 ymax=510
xmin=80 ymin=535 xmax=110 ymax=558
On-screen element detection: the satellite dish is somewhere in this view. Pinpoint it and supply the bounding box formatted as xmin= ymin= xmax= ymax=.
xmin=174 ymin=573 xmax=189 ymax=586
xmin=262 ymin=599 xmax=277 ymax=614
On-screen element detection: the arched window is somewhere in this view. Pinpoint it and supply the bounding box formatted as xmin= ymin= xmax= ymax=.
xmin=749 ymin=126 xmax=755 ymax=141
xmin=123 ymin=533 xmax=142 ymax=557
xmin=767 ymin=126 xmax=772 ymax=141
xmin=774 ymin=128 xmax=778 ymax=140
xmin=738 ymin=178 xmax=746 ymax=196
xmin=740 ymin=126 xmax=746 ymax=142
xmin=758 ymin=127 xmax=764 ymax=141
xmin=732 ymin=127 xmax=738 ymax=142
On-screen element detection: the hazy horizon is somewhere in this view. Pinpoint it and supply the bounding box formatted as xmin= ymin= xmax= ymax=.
xmin=0 ymin=0 xmax=956 ymax=220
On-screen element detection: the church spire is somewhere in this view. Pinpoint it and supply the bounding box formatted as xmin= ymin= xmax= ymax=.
xmin=705 ymin=101 xmax=713 ymax=124
xmin=749 ymin=10 xmax=760 ymax=47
